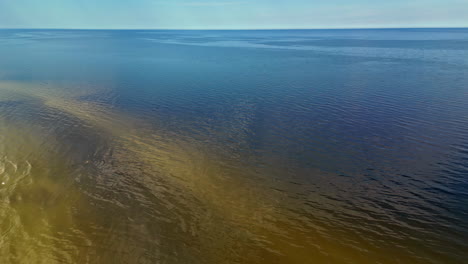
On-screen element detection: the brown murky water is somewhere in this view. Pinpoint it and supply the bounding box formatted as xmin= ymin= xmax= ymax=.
xmin=1 ymin=29 xmax=468 ymax=263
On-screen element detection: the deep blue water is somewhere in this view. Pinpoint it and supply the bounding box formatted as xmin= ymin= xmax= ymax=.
xmin=0 ymin=29 xmax=467 ymax=263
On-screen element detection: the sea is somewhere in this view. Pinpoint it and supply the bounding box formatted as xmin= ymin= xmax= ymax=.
xmin=0 ymin=28 xmax=467 ymax=263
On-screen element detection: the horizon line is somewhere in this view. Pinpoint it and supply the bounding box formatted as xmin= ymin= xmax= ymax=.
xmin=0 ymin=26 xmax=467 ymax=31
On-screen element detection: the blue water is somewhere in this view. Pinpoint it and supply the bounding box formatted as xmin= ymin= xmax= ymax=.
xmin=0 ymin=29 xmax=467 ymax=263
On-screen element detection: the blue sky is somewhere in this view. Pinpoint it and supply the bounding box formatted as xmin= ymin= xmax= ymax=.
xmin=0 ymin=0 xmax=467 ymax=29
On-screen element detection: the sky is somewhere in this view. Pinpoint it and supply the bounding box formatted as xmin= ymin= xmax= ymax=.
xmin=0 ymin=0 xmax=467 ymax=29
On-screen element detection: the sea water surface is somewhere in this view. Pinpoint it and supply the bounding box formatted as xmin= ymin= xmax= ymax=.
xmin=0 ymin=29 xmax=467 ymax=263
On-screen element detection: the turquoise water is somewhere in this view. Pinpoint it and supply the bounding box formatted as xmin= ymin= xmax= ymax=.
xmin=0 ymin=29 xmax=467 ymax=263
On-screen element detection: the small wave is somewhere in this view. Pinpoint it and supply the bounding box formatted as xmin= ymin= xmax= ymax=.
xmin=0 ymin=157 xmax=32 ymax=190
